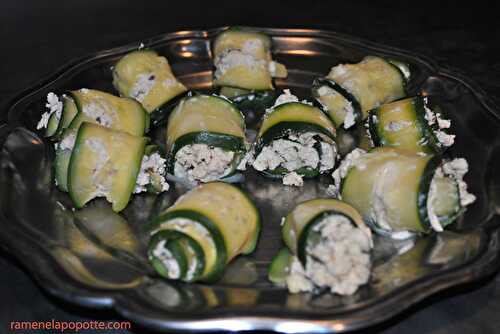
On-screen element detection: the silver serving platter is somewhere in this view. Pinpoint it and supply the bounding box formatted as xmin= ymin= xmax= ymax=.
xmin=1 ymin=27 xmax=500 ymax=333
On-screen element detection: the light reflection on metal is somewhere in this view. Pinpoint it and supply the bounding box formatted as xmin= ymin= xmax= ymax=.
xmin=282 ymin=50 xmax=317 ymax=56
xmin=179 ymin=51 xmax=194 ymax=58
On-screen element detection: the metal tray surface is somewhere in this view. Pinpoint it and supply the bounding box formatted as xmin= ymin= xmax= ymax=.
xmin=1 ymin=27 xmax=500 ymax=333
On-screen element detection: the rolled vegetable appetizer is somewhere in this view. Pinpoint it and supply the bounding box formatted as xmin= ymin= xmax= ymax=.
xmin=147 ymin=182 xmax=261 ymax=282
xmin=333 ymin=147 xmax=476 ymax=236
xmin=312 ymin=56 xmax=408 ymax=129
xmin=61 ymin=122 xmax=168 ymax=212
xmin=367 ymin=96 xmax=455 ymax=153
xmin=166 ymin=94 xmax=247 ymax=184
xmin=112 ymin=50 xmax=188 ymax=125
xmin=269 ymin=198 xmax=373 ymax=295
xmin=213 ymin=27 xmax=287 ymax=91
xmin=251 ymin=90 xmax=337 ymax=186
xmin=37 ymin=89 xmax=149 ymax=138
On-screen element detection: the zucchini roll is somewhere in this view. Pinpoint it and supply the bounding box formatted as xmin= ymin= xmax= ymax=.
xmin=60 ymin=123 xmax=168 ymax=211
xmin=251 ymin=90 xmax=337 ymax=186
xmin=112 ymin=50 xmax=188 ymax=124
xmin=367 ymin=96 xmax=454 ymax=153
xmin=148 ymin=182 xmax=260 ymax=282
xmin=269 ymin=199 xmax=373 ymax=295
xmin=333 ymin=147 xmax=475 ymax=235
xmin=166 ymin=94 xmax=247 ymax=184
xmin=312 ymin=56 xmax=408 ymax=129
xmin=213 ymin=27 xmax=287 ymax=91
xmin=37 ymin=89 xmax=149 ymax=138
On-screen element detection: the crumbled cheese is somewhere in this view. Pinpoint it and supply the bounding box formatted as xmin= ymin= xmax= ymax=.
xmin=442 ymin=158 xmax=476 ymax=206
xmin=285 ymin=214 xmax=372 ymax=295
xmin=134 ymin=152 xmax=170 ymax=194
xmin=283 ymin=172 xmax=304 ymax=187
xmin=331 ymin=148 xmax=366 ymax=191
xmin=385 ymin=120 xmax=412 ymax=132
xmin=317 ymin=85 xmax=333 ymax=97
xmin=343 ymin=108 xmax=356 ymax=129
xmin=330 ymin=64 xmax=348 ymax=77
xmin=138 ymin=42 xmax=145 ymax=50
xmin=427 ymin=169 xmax=444 ymax=232
xmin=252 ymin=132 xmax=337 ymax=182
xmin=272 ymin=89 xmax=299 ymax=108
xmin=436 ymin=113 xmax=451 ymax=129
xmin=319 ymin=142 xmax=337 ymax=172
xmin=80 ymin=88 xmax=90 ymax=94
xmin=214 ymin=49 xmax=266 ymax=79
xmin=326 ymin=184 xmax=340 ymax=198
xmin=236 ymin=151 xmax=253 ymax=171
xmin=435 ymin=130 xmax=455 ymax=147
xmin=174 ymin=143 xmax=235 ymax=183
xmin=151 ymin=240 xmax=181 ymax=279
xmin=37 ymin=92 xmax=63 ymax=130
xmin=424 ymin=104 xmax=436 ymax=125
xmin=130 ymin=73 xmax=156 ymax=102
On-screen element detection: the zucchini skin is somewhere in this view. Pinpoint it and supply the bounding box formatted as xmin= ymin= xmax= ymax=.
xmin=367 ymin=96 xmax=442 ymax=153
xmin=229 ymin=89 xmax=279 ymax=115
xmin=340 ymin=148 xmax=461 ymax=234
xmin=268 ymin=247 xmax=293 ymax=286
xmin=325 ymin=56 xmax=407 ymax=120
xmin=149 ymin=210 xmax=227 ymax=282
xmin=312 ymin=77 xmax=363 ymax=128
xmin=149 ymin=90 xmax=191 ymax=127
xmin=148 ymin=227 xmax=206 ymax=282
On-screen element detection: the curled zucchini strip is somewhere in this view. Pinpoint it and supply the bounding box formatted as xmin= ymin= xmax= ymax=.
xmin=38 ymin=88 xmax=149 ymax=140
xmin=148 ymin=182 xmax=261 ymax=282
xmin=270 ymin=198 xmax=373 ymax=295
xmin=67 ymin=123 xmax=147 ymax=212
xmin=312 ymin=56 xmax=408 ymax=129
xmin=251 ymin=90 xmax=337 ymax=186
xmin=213 ymin=27 xmax=287 ymax=91
xmin=367 ymin=96 xmax=454 ymax=153
xmin=335 ymin=147 xmax=475 ymax=235
xmin=112 ymin=50 xmax=188 ymax=125
xmin=166 ymin=94 xmax=247 ymax=184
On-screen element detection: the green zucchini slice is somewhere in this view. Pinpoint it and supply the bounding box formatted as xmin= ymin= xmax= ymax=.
xmin=166 ymin=94 xmax=247 ymax=183
xmin=367 ymin=96 xmax=453 ymax=153
xmin=112 ymin=50 xmax=188 ymax=122
xmin=339 ymin=147 xmax=471 ymax=234
xmin=277 ymin=198 xmax=372 ymax=295
xmin=148 ymin=182 xmax=261 ymax=282
xmin=37 ymin=93 xmax=78 ymax=138
xmin=312 ymin=78 xmax=363 ymax=129
xmin=68 ymin=89 xmax=148 ymax=137
xmin=54 ymin=130 xmax=78 ymax=192
xmin=319 ymin=56 xmax=407 ymax=125
xmin=252 ymin=99 xmax=337 ymax=180
xmin=268 ymin=248 xmax=293 ymax=286
xmin=213 ymin=27 xmax=287 ymax=90
xmin=67 ymin=122 xmax=147 ymax=212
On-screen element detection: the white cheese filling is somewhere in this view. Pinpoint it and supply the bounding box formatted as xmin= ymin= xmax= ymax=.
xmin=423 ymin=99 xmax=455 ymax=147
xmin=151 ymin=240 xmax=181 ymax=279
xmin=427 ymin=158 xmax=475 ymax=231
xmin=330 ymin=148 xmax=367 ymax=197
xmin=214 ymin=49 xmax=266 ymax=79
xmin=174 ymin=143 xmax=235 ymax=183
xmin=283 ymin=172 xmax=304 ymax=187
xmin=37 ymin=92 xmax=63 ymax=130
xmin=130 ymin=73 xmax=156 ymax=102
xmin=57 ymin=131 xmax=77 ymax=151
xmin=134 ymin=152 xmax=170 ymax=194
xmin=252 ymin=132 xmax=337 ymax=185
xmin=285 ymin=214 xmax=372 ymax=295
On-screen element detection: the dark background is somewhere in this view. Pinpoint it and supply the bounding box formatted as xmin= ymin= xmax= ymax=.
xmin=1 ymin=1 xmax=500 ymax=333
